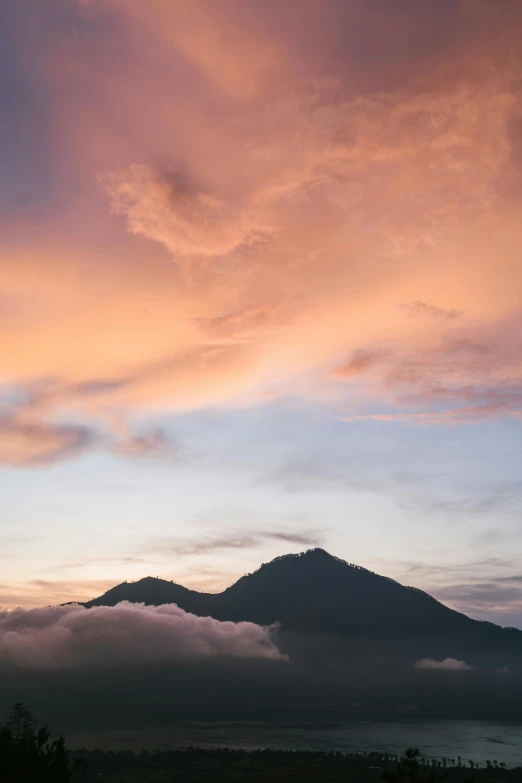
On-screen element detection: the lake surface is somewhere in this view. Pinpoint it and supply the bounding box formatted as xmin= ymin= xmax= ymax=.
xmin=67 ymin=720 xmax=522 ymax=766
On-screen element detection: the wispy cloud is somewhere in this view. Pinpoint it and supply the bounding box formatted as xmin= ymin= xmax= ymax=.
xmin=0 ymin=416 xmax=96 ymax=466
xmin=401 ymin=301 xmax=462 ymax=320
xmin=114 ymin=428 xmax=180 ymax=459
xmin=147 ymin=529 xmax=324 ymax=556
xmin=341 ymin=412 xmax=455 ymax=426
xmin=341 ymin=391 xmax=522 ymax=425
xmin=54 ymin=557 xmax=148 ymax=572
xmin=442 ymin=339 xmax=490 ymax=355
xmin=191 ymin=308 xmax=271 ymax=339
xmin=432 ymin=578 xmax=522 ymax=627
xmin=333 ymin=350 xmax=385 ymax=378
xmin=374 ymin=558 xmax=522 ymax=628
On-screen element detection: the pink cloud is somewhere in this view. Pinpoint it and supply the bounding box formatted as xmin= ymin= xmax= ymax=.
xmin=0 ymin=602 xmax=285 ymax=669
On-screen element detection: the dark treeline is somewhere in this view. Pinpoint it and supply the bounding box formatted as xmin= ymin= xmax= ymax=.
xmin=69 ymin=745 xmax=520 ymax=782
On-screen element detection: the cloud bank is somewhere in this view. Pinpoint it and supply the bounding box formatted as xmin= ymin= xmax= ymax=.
xmin=0 ymin=602 xmax=284 ymax=669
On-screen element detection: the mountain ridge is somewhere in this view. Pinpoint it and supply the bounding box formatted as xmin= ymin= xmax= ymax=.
xmin=81 ymin=548 xmax=522 ymax=653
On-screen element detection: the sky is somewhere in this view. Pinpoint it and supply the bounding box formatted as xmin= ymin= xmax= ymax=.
xmin=1 ymin=0 xmax=522 ymax=627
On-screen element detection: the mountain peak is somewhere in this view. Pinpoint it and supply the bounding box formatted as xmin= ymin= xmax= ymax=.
xmin=256 ymin=547 xmax=366 ymax=574
xmin=263 ymin=547 xmax=342 ymax=567
xmin=301 ymin=547 xmax=331 ymax=558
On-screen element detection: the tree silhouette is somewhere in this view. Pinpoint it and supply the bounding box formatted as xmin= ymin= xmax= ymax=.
xmin=384 ymin=748 xmax=447 ymax=783
xmin=5 ymin=703 xmax=35 ymax=742
xmin=0 ymin=703 xmax=83 ymax=782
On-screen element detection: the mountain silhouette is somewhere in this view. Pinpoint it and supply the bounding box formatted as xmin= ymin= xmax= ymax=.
xmin=83 ymin=548 xmax=521 ymax=651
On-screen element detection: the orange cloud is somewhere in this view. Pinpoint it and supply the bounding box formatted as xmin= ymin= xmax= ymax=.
xmin=0 ymin=416 xmax=95 ymax=467
xmin=1 ymin=0 xmax=522 ymax=458
xmin=334 ymin=350 xmax=385 ymax=378
xmin=102 ymin=164 xmax=274 ymax=259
